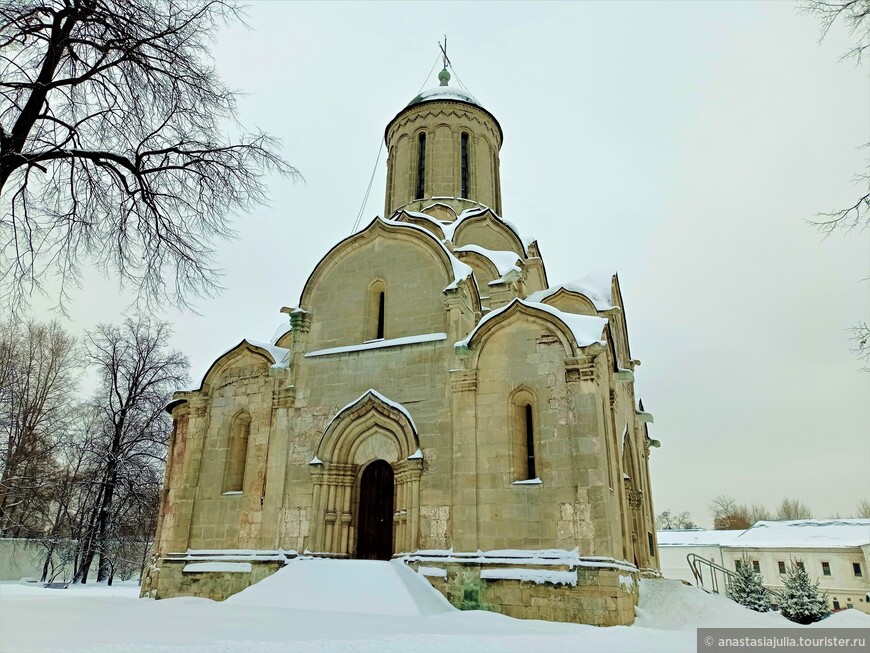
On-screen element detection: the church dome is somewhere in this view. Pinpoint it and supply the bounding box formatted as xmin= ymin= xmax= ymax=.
xmin=407 ymin=84 xmax=482 ymax=108
xmin=384 ymin=65 xmax=504 ymax=216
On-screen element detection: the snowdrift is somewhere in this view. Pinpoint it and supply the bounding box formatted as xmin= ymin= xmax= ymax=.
xmin=225 ymin=558 xmax=454 ymax=616
xmin=2 ymin=574 xmax=868 ymax=653
xmin=636 ymin=579 xmax=870 ymax=630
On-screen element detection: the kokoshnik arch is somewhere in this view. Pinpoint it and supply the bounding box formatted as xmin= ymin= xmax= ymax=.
xmin=142 ymin=66 xmax=661 ymax=626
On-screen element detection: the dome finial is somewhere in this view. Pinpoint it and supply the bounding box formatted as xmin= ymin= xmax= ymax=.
xmin=438 ymin=35 xmax=451 ymax=86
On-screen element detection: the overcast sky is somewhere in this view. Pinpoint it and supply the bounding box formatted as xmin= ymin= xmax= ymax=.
xmin=30 ymin=1 xmax=869 ymax=528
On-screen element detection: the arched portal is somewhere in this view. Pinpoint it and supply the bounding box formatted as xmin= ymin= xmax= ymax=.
xmin=356 ymin=460 xmax=395 ymax=560
xmin=309 ymin=390 xmax=422 ymax=557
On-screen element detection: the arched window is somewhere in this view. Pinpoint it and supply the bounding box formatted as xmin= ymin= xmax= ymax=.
xmin=367 ymin=280 xmax=386 ymax=341
xmin=460 ymin=132 xmax=470 ymax=199
xmin=524 ymin=403 xmax=536 ymax=479
xmin=510 ymin=388 xmax=538 ymax=480
xmin=224 ymin=411 xmax=251 ymax=493
xmin=415 ymin=132 xmax=426 ymax=200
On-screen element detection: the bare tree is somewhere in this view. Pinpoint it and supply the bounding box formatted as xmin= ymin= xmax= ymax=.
xmin=747 ymin=502 xmax=773 ymax=524
xmin=803 ymin=0 xmax=870 ymax=235
xmin=34 ymin=404 xmax=102 ymax=582
xmin=0 ymin=319 xmax=80 ymax=536
xmin=0 ymin=0 xmax=297 ymax=312
xmin=854 ymin=498 xmax=870 ymax=517
xmin=708 ymin=495 xmax=752 ymax=531
xmin=776 ymin=497 xmax=813 ymax=521
xmin=656 ymin=510 xmax=698 ymax=530
xmin=801 ymin=1 xmax=870 ymax=367
xmin=74 ymin=316 xmax=187 ymax=583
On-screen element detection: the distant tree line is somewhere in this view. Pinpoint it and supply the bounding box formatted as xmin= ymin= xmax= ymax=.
xmin=656 ymin=495 xmax=870 ymax=531
xmin=0 ymin=316 xmax=187 ymax=584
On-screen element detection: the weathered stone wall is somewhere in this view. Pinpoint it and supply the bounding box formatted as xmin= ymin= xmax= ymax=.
xmin=185 ymin=351 xmax=274 ymax=551
xmin=409 ymin=560 xmax=638 ymax=626
xmin=302 ymin=229 xmax=454 ymax=351
xmin=149 ymin=559 xmax=285 ymax=601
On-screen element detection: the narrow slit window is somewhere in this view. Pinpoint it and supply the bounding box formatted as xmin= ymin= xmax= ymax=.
xmin=460 ymin=132 xmax=469 ymax=198
xmin=525 ymin=403 xmax=536 ymax=479
xmin=376 ymin=291 xmax=385 ymax=340
xmin=368 ymin=281 xmax=386 ymax=341
xmin=224 ymin=412 xmax=251 ymax=493
xmin=416 ymin=133 xmax=426 ymax=199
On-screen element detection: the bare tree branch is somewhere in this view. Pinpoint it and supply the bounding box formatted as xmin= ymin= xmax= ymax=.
xmin=801 ymin=1 xmax=870 ymax=369
xmin=0 ymin=0 xmax=299 ymax=313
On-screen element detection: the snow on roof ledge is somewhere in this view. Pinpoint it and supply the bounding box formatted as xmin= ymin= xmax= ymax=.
xmin=658 ymin=520 xmax=870 ymax=549
xmin=324 ymin=388 xmax=418 ymax=436
xmin=270 ymin=321 xmax=292 ymax=345
xmin=454 ymin=244 xmax=522 ymax=279
xmin=526 ymin=271 xmax=617 ymax=311
xmin=455 ymin=299 xmax=608 ymax=351
xmin=244 ymin=339 xmax=291 ymax=369
xmin=728 ymin=519 xmax=870 ymax=548
xmin=180 ymin=338 xmax=291 ymax=399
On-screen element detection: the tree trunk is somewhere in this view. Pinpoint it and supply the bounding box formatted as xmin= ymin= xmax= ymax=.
xmin=96 ymin=420 xmax=124 ymax=582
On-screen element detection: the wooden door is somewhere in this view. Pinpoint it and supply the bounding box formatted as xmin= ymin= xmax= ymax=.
xmin=356 ymin=460 xmax=394 ymax=560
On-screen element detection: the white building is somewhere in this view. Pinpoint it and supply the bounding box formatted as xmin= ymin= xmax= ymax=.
xmin=656 ymin=528 xmax=743 ymax=584
xmin=658 ymin=519 xmax=870 ymax=614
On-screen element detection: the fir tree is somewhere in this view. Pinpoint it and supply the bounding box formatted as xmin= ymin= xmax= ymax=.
xmin=728 ymin=555 xmax=771 ymax=612
xmin=778 ymin=561 xmax=831 ymax=624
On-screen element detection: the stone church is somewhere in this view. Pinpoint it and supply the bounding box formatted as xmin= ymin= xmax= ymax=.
xmin=142 ymin=66 xmax=661 ymax=626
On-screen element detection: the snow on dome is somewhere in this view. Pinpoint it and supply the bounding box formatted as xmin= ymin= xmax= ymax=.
xmin=408 ymin=85 xmax=481 ymax=108
xmin=455 ymin=298 xmax=608 ymax=351
xmin=729 ymin=519 xmax=870 ymax=549
xmin=527 ymin=271 xmax=617 ymax=311
xmin=454 ymin=244 xmax=522 ymax=278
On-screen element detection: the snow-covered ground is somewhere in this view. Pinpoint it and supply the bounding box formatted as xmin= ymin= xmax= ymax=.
xmin=1 ymin=559 xmax=867 ymax=653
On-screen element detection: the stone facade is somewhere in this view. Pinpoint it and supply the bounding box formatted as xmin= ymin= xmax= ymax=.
xmin=143 ymin=70 xmax=661 ymax=626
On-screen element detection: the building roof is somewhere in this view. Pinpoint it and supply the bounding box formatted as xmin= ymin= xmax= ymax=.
xmin=454 ymin=244 xmax=522 ymax=280
xmin=455 ymin=298 xmax=608 ymax=351
xmin=656 ymin=529 xmax=745 ymax=547
xmin=526 ymin=271 xmax=617 ymax=311
xmin=407 ymin=84 xmax=482 ymax=108
xmin=727 ymin=519 xmax=870 ymax=549
xmin=385 ymin=70 xmax=504 ymax=145
xmin=658 ymin=520 xmax=870 ymax=550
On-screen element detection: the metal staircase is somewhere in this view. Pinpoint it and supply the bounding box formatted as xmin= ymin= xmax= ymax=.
xmin=687 ymin=553 xmax=738 ymax=596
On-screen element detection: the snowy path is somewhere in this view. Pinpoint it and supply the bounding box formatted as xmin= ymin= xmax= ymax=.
xmin=1 ymin=565 xmax=867 ymax=653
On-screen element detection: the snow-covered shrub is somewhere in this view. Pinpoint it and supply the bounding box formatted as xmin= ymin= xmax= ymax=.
xmin=728 ymin=554 xmax=771 ymax=612
xmin=777 ymin=561 xmax=830 ymax=624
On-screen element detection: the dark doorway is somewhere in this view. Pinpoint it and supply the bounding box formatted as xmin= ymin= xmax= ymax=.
xmin=356 ymin=460 xmax=394 ymax=560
